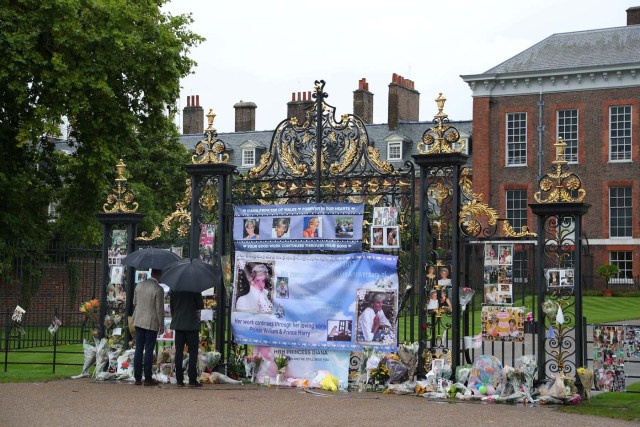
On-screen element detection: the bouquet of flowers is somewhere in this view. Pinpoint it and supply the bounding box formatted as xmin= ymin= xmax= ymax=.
xmin=459 ymin=287 xmax=475 ymax=312
xmin=274 ymin=353 xmax=289 ymax=374
xmin=198 ymin=350 xmax=221 ymax=375
xmin=541 ymin=300 xmax=558 ymax=321
xmin=576 ymin=367 xmax=594 ymax=400
xmin=398 ymin=342 xmax=419 ymax=380
xmin=274 ymin=353 xmax=290 ymax=385
xmin=369 ymin=363 xmax=391 ymax=388
xmin=244 ymin=355 xmax=262 ymax=383
xmin=385 ymin=353 xmax=409 ymax=384
xmin=199 ymin=320 xmax=215 ymax=352
xmin=80 ymin=298 xmax=100 ymax=323
xmin=71 ymin=339 xmax=97 ymax=379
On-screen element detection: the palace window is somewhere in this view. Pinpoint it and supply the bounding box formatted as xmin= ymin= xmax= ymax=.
xmin=506 ymin=112 xmax=527 ymax=166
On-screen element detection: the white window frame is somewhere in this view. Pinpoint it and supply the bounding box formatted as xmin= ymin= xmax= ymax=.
xmin=557 ymin=109 xmax=579 ymax=163
xmin=609 ymin=186 xmax=632 ymax=238
xmin=609 ymin=105 xmax=632 ymax=162
xmin=609 ymin=251 xmax=634 ymax=284
xmin=505 ymin=189 xmax=528 ymax=231
xmin=242 ymin=148 xmax=256 ymax=167
xmin=387 ymin=141 xmax=402 ymax=161
xmin=506 ymin=112 xmax=527 ymax=166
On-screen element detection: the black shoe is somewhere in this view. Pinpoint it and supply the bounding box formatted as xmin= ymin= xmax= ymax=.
xmin=188 ymin=382 xmax=203 ymax=388
xmin=176 ymin=382 xmax=185 ymax=387
xmin=143 ymin=379 xmax=160 ymax=386
xmin=134 ymin=380 xmax=143 ymax=386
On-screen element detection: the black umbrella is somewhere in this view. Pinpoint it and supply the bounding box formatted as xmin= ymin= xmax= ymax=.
xmin=160 ymin=259 xmax=221 ymax=293
xmin=121 ymin=248 xmax=181 ymax=270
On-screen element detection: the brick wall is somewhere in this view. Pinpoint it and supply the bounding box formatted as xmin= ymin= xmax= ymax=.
xmin=472 ymin=86 xmax=640 ymax=277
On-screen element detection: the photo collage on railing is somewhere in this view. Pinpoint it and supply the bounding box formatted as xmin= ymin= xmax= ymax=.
xmin=481 ymin=243 xmax=525 ymax=342
xmin=592 ymin=324 xmax=640 ymax=392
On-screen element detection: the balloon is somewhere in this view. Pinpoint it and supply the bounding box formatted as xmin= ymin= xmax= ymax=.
xmin=486 ymin=385 xmax=495 ymax=395
xmin=479 ymin=385 xmax=488 ymax=395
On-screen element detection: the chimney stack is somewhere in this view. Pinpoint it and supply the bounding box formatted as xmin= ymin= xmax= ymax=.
xmin=353 ymin=78 xmax=374 ymax=124
xmin=182 ymin=95 xmax=204 ymax=134
xmin=627 ymin=6 xmax=640 ymax=25
xmin=388 ymin=73 xmax=419 ymax=131
xmin=287 ymin=91 xmax=314 ymax=124
xmin=234 ymin=100 xmax=257 ymax=132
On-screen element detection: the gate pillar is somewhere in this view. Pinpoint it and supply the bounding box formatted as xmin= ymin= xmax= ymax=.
xmin=186 ymin=109 xmax=236 ymax=362
xmin=97 ymin=159 xmax=144 ymax=342
xmin=530 ymin=138 xmax=589 ymax=378
xmin=413 ymin=94 xmax=468 ymax=374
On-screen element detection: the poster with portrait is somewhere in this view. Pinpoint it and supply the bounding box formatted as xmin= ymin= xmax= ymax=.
xmin=355 ymin=290 xmax=397 ymax=345
xmin=231 ymin=251 xmax=399 ymax=352
xmin=157 ymin=318 xmax=174 ymax=341
xmin=234 ymin=203 xmax=364 ymax=251
xmin=593 ymin=324 xmax=626 ymax=391
xmin=481 ymin=306 xmax=524 ymax=342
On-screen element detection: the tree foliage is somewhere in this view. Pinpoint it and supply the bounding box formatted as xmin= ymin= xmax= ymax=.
xmin=0 ymin=0 xmax=202 ymax=246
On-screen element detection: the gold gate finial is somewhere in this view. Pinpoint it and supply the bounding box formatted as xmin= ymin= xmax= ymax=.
xmin=103 ymin=159 xmax=139 ymax=213
xmin=534 ymin=137 xmax=586 ymax=203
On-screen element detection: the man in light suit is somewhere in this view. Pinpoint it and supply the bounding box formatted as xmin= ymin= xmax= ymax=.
xmin=133 ymin=269 xmax=164 ymax=386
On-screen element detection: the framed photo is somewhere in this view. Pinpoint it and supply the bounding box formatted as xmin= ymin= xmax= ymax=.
xmin=110 ymin=265 xmax=124 ymax=285
xmin=385 ymin=226 xmax=400 ymax=248
xmin=135 ymin=269 xmax=151 ymax=284
xmin=371 ymin=227 xmax=384 ymax=248
xmin=546 ymin=268 xmax=574 ymax=289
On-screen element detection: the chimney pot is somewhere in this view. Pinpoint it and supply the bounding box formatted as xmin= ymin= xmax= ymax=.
xmin=196 ymin=95 xmax=200 ymax=106
xmin=291 ymin=92 xmax=295 ymax=102
xmin=186 ymin=96 xmax=190 ymax=107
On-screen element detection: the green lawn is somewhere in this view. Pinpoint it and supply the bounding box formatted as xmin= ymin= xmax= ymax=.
xmin=0 ymin=343 xmax=86 ymax=383
xmin=558 ymin=381 xmax=640 ymax=422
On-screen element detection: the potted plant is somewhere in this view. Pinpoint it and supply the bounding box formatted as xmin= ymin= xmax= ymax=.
xmin=596 ymin=264 xmax=619 ymax=297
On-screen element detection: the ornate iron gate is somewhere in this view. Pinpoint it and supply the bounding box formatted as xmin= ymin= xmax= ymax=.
xmin=230 ymin=80 xmax=418 ymax=348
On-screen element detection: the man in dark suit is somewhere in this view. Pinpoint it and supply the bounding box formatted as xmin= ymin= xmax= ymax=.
xmin=170 ymin=291 xmax=204 ymax=387
xmin=133 ymin=269 xmax=165 ymax=386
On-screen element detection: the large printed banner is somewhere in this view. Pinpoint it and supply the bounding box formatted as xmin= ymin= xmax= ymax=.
xmin=233 ymin=203 xmax=364 ymax=252
xmin=231 ymin=251 xmax=399 ymax=352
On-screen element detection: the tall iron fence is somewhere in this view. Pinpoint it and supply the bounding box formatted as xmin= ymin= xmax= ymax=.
xmin=0 ymin=241 xmax=102 ymax=346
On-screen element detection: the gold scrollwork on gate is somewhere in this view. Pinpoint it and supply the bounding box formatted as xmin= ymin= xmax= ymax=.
xmin=137 ymin=179 xmax=192 ymax=241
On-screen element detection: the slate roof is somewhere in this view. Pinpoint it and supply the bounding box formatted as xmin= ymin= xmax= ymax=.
xmin=180 ymin=119 xmax=473 ymax=172
xmin=484 ymin=25 xmax=640 ymax=75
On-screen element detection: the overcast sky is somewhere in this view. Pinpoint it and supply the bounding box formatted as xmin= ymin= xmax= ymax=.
xmin=163 ymin=0 xmax=637 ymax=134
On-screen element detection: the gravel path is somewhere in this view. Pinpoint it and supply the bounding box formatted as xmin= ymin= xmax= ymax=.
xmin=0 ymin=379 xmax=637 ymax=427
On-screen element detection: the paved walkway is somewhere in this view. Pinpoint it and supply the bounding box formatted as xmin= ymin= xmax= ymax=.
xmin=0 ymin=379 xmax=638 ymax=427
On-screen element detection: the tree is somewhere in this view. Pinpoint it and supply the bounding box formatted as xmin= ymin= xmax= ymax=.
xmin=0 ymin=0 xmax=203 ymax=246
